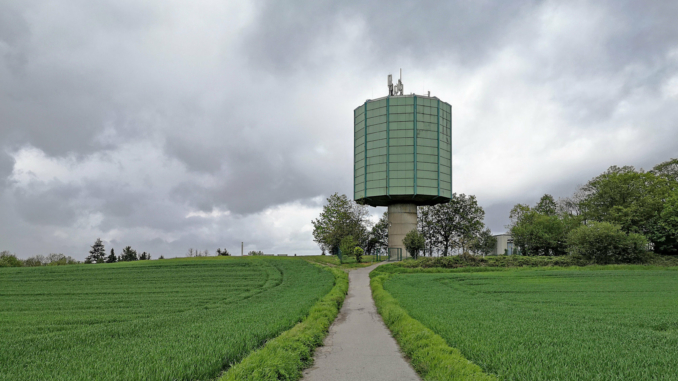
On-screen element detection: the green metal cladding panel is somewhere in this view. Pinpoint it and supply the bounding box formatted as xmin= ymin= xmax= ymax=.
xmin=354 ymin=95 xmax=452 ymax=207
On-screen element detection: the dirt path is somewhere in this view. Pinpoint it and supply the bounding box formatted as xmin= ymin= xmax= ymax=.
xmin=302 ymin=262 xmax=420 ymax=381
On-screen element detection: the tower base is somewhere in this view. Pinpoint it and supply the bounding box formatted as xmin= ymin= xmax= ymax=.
xmin=387 ymin=203 xmax=417 ymax=260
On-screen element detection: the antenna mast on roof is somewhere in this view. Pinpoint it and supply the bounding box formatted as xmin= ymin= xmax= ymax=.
xmin=388 ymin=69 xmax=404 ymax=96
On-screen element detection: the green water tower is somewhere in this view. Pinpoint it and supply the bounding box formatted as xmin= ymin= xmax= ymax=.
xmin=354 ymin=72 xmax=452 ymax=259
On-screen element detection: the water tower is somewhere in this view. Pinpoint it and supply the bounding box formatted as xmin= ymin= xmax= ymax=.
xmin=354 ymin=71 xmax=452 ymax=259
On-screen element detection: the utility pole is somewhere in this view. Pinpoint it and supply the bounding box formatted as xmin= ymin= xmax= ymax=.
xmin=241 ymin=242 xmax=243 ymax=256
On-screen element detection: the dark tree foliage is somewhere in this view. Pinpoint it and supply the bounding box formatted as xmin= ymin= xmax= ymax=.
xmin=120 ymin=246 xmax=138 ymax=261
xmin=86 ymin=238 xmax=106 ymax=264
xmin=106 ymin=248 xmax=117 ymax=263
xmin=216 ymin=248 xmax=231 ymax=256
xmin=567 ymin=222 xmax=648 ymax=263
xmin=339 ymin=235 xmax=358 ymax=261
xmin=0 ymin=251 xmax=22 ymax=267
xmin=651 ymin=158 xmax=678 ymax=182
xmin=366 ymin=212 xmax=388 ymax=256
xmin=472 ymin=228 xmax=497 ymax=257
xmin=510 ymin=206 xmax=581 ymax=256
xmin=534 ymin=194 xmax=558 ymax=216
xmin=581 ymin=165 xmax=677 ymax=254
xmin=418 ymin=206 xmax=437 ymax=256
xmin=312 ymin=193 xmax=369 ymax=255
xmin=509 ymin=158 xmax=678 ymax=257
xmin=403 ymin=229 xmax=425 ymax=259
xmin=428 ymin=194 xmax=486 ymax=256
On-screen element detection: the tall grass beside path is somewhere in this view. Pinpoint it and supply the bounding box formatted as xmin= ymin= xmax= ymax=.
xmin=220 ymin=266 xmax=349 ymax=381
xmin=370 ymin=271 xmax=495 ymax=381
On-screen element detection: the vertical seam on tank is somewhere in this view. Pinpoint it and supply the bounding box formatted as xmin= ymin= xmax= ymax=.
xmin=413 ymin=96 xmax=417 ymax=196
xmin=437 ymin=99 xmax=440 ymax=197
xmin=353 ymin=109 xmax=358 ymax=200
xmin=386 ymin=97 xmax=390 ymax=196
xmin=364 ymin=101 xmax=367 ymax=199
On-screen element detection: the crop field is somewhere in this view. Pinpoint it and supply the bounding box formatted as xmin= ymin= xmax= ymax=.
xmin=384 ymin=267 xmax=678 ymax=380
xmin=0 ymin=257 xmax=334 ymax=381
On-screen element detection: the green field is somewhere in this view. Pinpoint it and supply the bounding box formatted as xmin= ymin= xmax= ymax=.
xmin=384 ymin=267 xmax=678 ymax=380
xmin=303 ymin=254 xmax=385 ymax=268
xmin=0 ymin=257 xmax=334 ymax=381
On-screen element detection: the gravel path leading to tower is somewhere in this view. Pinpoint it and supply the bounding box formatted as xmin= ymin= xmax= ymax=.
xmin=301 ymin=262 xmax=421 ymax=381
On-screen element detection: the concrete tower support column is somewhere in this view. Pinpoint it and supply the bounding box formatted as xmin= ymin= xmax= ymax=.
xmin=387 ymin=203 xmax=417 ymax=259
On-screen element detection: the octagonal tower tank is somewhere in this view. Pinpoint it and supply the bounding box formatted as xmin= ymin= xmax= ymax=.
xmin=354 ymin=73 xmax=452 ymax=259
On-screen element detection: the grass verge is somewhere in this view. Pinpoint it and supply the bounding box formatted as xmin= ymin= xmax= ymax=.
xmin=220 ymin=266 xmax=349 ymax=381
xmin=370 ymin=271 xmax=496 ymax=381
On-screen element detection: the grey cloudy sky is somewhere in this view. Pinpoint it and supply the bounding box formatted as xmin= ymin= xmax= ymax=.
xmin=1 ymin=0 xmax=677 ymax=259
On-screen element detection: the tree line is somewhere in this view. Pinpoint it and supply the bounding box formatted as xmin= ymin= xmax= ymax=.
xmin=1 ymin=240 xmax=235 ymax=268
xmin=84 ymin=238 xmax=153 ymax=263
xmin=1 ymin=251 xmax=79 ymax=267
xmin=508 ymin=158 xmax=678 ymax=263
xmin=312 ymin=193 xmax=495 ymax=260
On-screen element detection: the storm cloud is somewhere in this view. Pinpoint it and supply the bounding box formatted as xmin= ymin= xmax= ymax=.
xmin=1 ymin=0 xmax=677 ymax=259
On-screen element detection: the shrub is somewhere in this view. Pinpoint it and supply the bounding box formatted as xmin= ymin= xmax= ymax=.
xmin=23 ymin=255 xmax=45 ymax=267
xmin=0 ymin=251 xmax=23 ymax=267
xmin=510 ymin=211 xmax=581 ymax=256
xmin=390 ymin=254 xmax=592 ymax=269
xmin=567 ymin=222 xmax=649 ymax=264
xmin=353 ymin=247 xmax=364 ymax=263
xmin=402 ymin=229 xmax=425 ymax=259
xmin=46 ymin=253 xmax=79 ymax=265
xmin=339 ymin=235 xmax=358 ymax=262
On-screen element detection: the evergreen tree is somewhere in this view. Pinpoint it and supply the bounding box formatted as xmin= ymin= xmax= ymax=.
xmin=120 ymin=246 xmax=138 ymax=261
xmin=86 ymin=238 xmax=106 ymax=263
xmin=106 ymin=248 xmax=117 ymax=263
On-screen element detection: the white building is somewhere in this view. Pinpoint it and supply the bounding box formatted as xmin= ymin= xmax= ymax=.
xmin=490 ymin=233 xmax=519 ymax=255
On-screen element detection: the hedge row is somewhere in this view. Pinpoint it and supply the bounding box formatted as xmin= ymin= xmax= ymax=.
xmin=220 ymin=266 xmax=349 ymax=381
xmin=370 ymin=271 xmax=496 ymax=381
xmin=393 ymin=253 xmax=678 ymax=270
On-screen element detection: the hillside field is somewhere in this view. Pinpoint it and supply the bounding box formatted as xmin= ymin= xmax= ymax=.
xmin=0 ymin=256 xmax=334 ymax=381
xmin=384 ymin=267 xmax=678 ymax=380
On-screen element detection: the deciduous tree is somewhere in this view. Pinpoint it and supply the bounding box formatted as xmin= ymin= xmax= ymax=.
xmin=429 ymin=194 xmax=485 ymax=256
xmin=472 ymin=228 xmax=497 ymax=257
xmin=365 ymin=212 xmax=388 ymax=256
xmin=581 ymin=166 xmax=675 ymax=254
xmin=312 ymin=193 xmax=369 ymax=255
xmin=403 ymin=229 xmax=425 ymax=259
